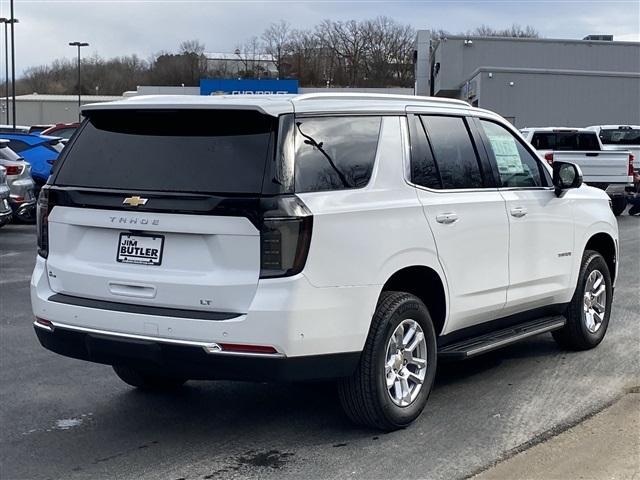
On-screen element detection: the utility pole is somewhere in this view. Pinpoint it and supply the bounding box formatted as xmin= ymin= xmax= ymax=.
xmin=69 ymin=41 xmax=89 ymax=122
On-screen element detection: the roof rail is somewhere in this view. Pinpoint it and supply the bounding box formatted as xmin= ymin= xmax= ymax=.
xmin=293 ymin=92 xmax=470 ymax=107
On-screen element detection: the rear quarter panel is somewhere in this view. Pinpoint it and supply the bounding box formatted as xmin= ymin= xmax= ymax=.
xmin=297 ymin=116 xmax=445 ymax=291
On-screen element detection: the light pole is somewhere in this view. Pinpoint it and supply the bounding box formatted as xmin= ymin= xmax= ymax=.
xmin=69 ymin=41 xmax=89 ymax=122
xmin=0 ymin=18 xmax=18 ymax=125
xmin=6 ymin=0 xmax=18 ymax=129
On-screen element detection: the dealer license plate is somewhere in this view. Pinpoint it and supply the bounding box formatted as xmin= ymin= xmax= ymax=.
xmin=116 ymin=233 xmax=164 ymax=266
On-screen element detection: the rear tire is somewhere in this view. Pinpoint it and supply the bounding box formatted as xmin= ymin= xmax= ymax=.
xmin=338 ymin=291 xmax=437 ymax=431
xmin=610 ymin=197 xmax=627 ymax=216
xmin=112 ymin=365 xmax=187 ymax=390
xmin=553 ymin=250 xmax=612 ymax=351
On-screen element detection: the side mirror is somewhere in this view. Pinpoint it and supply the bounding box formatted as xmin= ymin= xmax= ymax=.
xmin=553 ymin=161 xmax=583 ymax=196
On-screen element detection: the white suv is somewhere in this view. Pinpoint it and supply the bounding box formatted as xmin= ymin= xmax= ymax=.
xmin=32 ymin=93 xmax=618 ymax=430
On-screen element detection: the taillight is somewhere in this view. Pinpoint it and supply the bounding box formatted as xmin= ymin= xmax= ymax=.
xmin=36 ymin=187 xmax=54 ymax=258
xmin=544 ymin=152 xmax=554 ymax=165
xmin=629 ymin=154 xmax=635 ymax=176
xmin=4 ymin=165 xmax=23 ymax=175
xmin=259 ymin=196 xmax=313 ymax=279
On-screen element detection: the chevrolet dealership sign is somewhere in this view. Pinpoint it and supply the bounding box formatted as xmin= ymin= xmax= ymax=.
xmin=200 ymin=79 xmax=298 ymax=95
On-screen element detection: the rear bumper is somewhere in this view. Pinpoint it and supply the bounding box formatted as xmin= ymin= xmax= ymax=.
xmin=31 ymin=256 xmax=379 ymax=377
xmin=589 ymin=183 xmax=634 ymax=195
xmin=10 ymin=199 xmax=36 ymax=220
xmin=34 ymin=322 xmax=360 ymax=381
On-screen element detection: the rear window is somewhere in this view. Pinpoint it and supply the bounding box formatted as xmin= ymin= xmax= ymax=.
xmin=7 ymin=140 xmax=29 ymax=153
xmin=55 ymin=110 xmax=276 ymax=194
xmin=531 ymin=132 xmax=600 ymax=151
xmin=294 ymin=116 xmax=381 ymax=193
xmin=599 ymin=128 xmax=640 ymax=145
xmin=52 ymin=128 xmax=76 ymax=139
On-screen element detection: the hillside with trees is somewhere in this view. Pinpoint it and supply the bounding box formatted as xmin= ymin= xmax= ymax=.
xmin=10 ymin=19 xmax=538 ymax=95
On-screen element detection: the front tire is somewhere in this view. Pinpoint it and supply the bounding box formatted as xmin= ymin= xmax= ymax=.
xmin=338 ymin=291 xmax=437 ymax=431
xmin=553 ymin=250 xmax=613 ymax=350
xmin=112 ymin=365 xmax=187 ymax=390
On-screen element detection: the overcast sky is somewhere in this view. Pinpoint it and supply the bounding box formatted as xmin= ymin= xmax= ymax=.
xmin=1 ymin=0 xmax=639 ymax=77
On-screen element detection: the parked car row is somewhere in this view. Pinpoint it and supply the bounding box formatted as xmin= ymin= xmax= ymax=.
xmin=521 ymin=125 xmax=638 ymax=215
xmin=0 ymin=123 xmax=79 ymax=227
xmin=0 ymin=139 xmax=37 ymax=224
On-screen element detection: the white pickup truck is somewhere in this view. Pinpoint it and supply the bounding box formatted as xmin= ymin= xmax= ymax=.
xmin=586 ymin=125 xmax=640 ymax=170
xmin=521 ymin=127 xmax=634 ymax=215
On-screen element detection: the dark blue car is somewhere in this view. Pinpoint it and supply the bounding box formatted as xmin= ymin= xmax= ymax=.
xmin=0 ymin=133 xmax=63 ymax=185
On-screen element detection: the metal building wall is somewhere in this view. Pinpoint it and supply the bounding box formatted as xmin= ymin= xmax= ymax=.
xmin=431 ymin=36 xmax=640 ymax=94
xmin=7 ymin=100 xmax=78 ymax=125
xmin=476 ymin=70 xmax=640 ymax=128
xmin=5 ymin=96 xmax=124 ymax=126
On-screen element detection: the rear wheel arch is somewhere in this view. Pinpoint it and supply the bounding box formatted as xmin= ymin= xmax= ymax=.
xmin=380 ymin=266 xmax=447 ymax=336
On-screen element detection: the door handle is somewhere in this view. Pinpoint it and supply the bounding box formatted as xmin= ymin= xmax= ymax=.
xmin=108 ymin=281 xmax=157 ymax=299
xmin=510 ymin=206 xmax=528 ymax=218
xmin=436 ymin=213 xmax=458 ymax=224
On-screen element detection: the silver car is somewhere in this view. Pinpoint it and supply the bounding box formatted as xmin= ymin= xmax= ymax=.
xmin=0 ymin=166 xmax=12 ymax=227
xmin=0 ymin=139 xmax=36 ymax=223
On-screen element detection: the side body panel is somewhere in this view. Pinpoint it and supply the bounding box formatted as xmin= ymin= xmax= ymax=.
xmin=499 ymin=188 xmax=575 ymax=312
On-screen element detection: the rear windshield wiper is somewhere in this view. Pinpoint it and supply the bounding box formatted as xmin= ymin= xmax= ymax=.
xmin=295 ymin=122 xmax=352 ymax=188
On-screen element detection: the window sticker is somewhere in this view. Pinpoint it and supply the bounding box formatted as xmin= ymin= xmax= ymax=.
xmin=487 ymin=134 xmax=524 ymax=175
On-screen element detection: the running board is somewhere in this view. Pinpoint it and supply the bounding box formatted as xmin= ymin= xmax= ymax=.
xmin=438 ymin=316 xmax=566 ymax=360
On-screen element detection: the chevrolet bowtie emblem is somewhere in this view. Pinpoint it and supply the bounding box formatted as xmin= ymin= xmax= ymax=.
xmin=123 ymin=196 xmax=148 ymax=207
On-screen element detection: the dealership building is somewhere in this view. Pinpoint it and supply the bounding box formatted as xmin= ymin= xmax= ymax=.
xmin=414 ymin=32 xmax=640 ymax=127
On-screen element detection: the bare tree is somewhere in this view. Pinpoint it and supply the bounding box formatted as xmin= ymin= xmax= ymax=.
xmin=235 ymin=36 xmax=264 ymax=78
xmin=262 ymin=20 xmax=293 ymax=78
xmin=317 ymin=19 xmax=369 ymax=86
xmin=362 ymin=16 xmax=415 ymax=86
xmin=179 ymin=39 xmax=205 ymax=55
xmin=469 ymin=24 xmax=539 ymax=38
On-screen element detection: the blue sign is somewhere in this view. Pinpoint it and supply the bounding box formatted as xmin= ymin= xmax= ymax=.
xmin=200 ymin=79 xmax=298 ymax=96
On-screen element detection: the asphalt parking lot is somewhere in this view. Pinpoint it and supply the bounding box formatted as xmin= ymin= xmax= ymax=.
xmin=1 ymin=218 xmax=639 ymax=480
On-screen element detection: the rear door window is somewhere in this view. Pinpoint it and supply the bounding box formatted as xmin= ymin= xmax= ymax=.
xmin=54 ymin=110 xmax=276 ymax=194
xmin=294 ymin=116 xmax=381 ymax=193
xmin=420 ymin=115 xmax=484 ymax=189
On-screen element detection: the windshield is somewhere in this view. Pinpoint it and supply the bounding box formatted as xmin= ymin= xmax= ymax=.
xmin=54 ymin=109 xmax=276 ymax=194
xmin=599 ymin=128 xmax=640 ymax=146
xmin=531 ymin=132 xmax=600 ymax=151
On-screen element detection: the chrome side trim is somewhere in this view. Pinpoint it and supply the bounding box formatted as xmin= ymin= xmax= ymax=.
xmin=33 ymin=320 xmax=286 ymax=358
xmin=33 ymin=321 xmax=53 ymax=332
xmin=498 ymin=187 xmax=555 ymax=192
